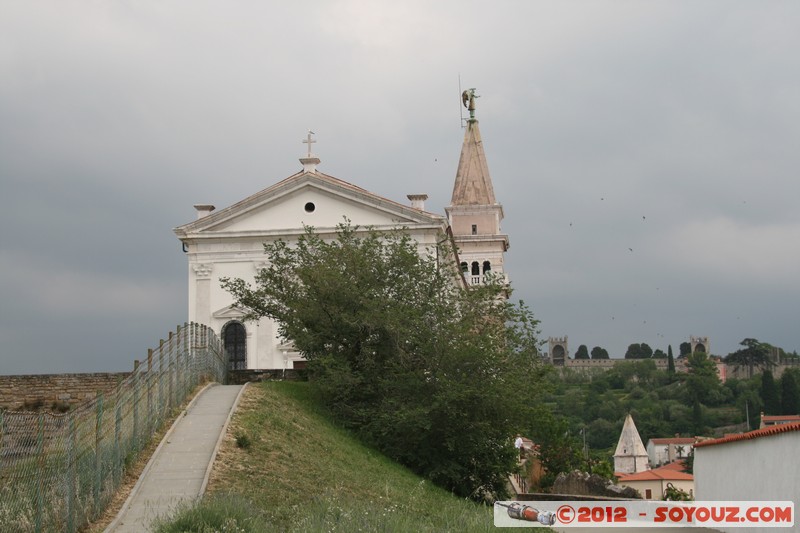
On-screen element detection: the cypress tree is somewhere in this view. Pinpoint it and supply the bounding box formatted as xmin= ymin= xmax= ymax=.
xmin=667 ymin=345 xmax=676 ymax=379
xmin=761 ymin=370 xmax=780 ymax=415
xmin=780 ymin=371 xmax=800 ymax=415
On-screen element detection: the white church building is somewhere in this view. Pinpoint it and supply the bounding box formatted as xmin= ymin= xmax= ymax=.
xmin=174 ymin=92 xmax=509 ymax=370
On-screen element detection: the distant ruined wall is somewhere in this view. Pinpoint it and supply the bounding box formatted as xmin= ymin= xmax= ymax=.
xmin=0 ymin=373 xmax=129 ymax=411
xmin=560 ymin=358 xmax=689 ymax=375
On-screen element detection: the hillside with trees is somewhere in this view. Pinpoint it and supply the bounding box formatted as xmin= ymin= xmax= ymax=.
xmin=541 ymin=350 xmax=800 ymax=468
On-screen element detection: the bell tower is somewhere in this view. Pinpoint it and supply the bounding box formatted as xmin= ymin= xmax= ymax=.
xmin=446 ymin=89 xmax=509 ymax=286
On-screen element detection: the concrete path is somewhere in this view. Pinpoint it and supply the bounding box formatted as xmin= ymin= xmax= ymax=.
xmin=106 ymin=383 xmax=245 ymax=532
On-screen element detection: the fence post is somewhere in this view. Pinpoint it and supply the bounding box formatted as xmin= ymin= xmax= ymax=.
xmin=114 ymin=399 xmax=121 ymax=487
xmin=94 ymin=394 xmax=104 ymax=517
xmin=133 ymin=360 xmax=140 ymax=453
xmin=147 ymin=349 xmax=153 ymax=435
xmin=35 ymin=412 xmax=44 ymax=533
xmin=66 ymin=416 xmax=76 ymax=533
xmin=176 ymin=326 xmax=184 ymax=400
xmin=168 ymin=332 xmax=175 ymax=409
xmin=159 ymin=340 xmax=165 ymax=421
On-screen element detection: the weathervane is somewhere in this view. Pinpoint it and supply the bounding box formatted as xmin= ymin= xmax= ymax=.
xmin=461 ymin=88 xmax=479 ymax=122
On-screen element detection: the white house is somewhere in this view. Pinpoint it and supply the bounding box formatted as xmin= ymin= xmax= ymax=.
xmin=616 ymin=462 xmax=694 ymax=500
xmin=646 ymin=436 xmax=695 ymax=467
xmin=174 ymin=95 xmax=508 ymax=370
xmin=694 ymin=422 xmax=800 ymax=533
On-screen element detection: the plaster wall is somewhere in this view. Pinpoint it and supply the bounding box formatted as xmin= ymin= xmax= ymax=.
xmin=695 ymin=432 xmax=799 ymax=533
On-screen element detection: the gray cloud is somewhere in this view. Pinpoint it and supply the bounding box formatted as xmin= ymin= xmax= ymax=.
xmin=1 ymin=1 xmax=798 ymax=374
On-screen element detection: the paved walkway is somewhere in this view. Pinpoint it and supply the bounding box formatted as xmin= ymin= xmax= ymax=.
xmin=106 ymin=383 xmax=245 ymax=532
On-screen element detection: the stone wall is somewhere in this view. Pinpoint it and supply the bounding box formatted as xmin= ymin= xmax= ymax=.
xmin=227 ymin=369 xmax=304 ymax=384
xmin=0 ymin=373 xmax=129 ymax=411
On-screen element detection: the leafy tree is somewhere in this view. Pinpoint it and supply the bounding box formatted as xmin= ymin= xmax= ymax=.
xmin=591 ymin=346 xmax=609 ymax=359
xmin=685 ymin=352 xmax=720 ymax=406
xmin=652 ymin=349 xmax=666 ymax=359
xmin=726 ymin=338 xmax=773 ymax=379
xmin=575 ymin=344 xmax=590 ymax=360
xmin=780 ymin=370 xmax=800 ymax=415
xmin=625 ymin=343 xmax=653 ymax=359
xmin=679 ymin=342 xmax=691 ymax=358
xmin=527 ymin=413 xmax=586 ymax=488
xmin=761 ymin=370 xmax=780 ymax=415
xmin=640 ymin=343 xmax=654 ymax=359
xmin=221 ymin=222 xmax=546 ymax=500
xmin=682 ymin=447 xmax=694 ymax=474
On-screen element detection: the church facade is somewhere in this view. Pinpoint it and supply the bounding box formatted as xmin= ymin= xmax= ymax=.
xmin=174 ymin=94 xmax=508 ymax=370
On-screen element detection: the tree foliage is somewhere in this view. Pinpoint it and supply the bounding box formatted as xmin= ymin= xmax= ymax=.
xmin=667 ymin=345 xmax=676 ymax=378
xmin=726 ymin=338 xmax=773 ymax=379
xmin=575 ymin=345 xmax=590 ymax=360
xmin=780 ymin=370 xmax=800 ymax=415
xmin=679 ymin=342 xmax=691 ymax=358
xmin=760 ymin=370 xmax=780 ymax=415
xmin=591 ymin=346 xmax=609 ymax=359
xmin=221 ymin=222 xmax=547 ymax=500
xmin=624 ymin=343 xmax=653 ymax=359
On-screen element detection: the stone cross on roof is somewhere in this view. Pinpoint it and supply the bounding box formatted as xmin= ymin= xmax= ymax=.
xmin=302 ymin=130 xmax=316 ymax=157
xmin=300 ymin=129 xmax=321 ymax=173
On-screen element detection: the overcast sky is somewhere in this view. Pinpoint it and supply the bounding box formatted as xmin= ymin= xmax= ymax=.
xmin=1 ymin=1 xmax=798 ymax=374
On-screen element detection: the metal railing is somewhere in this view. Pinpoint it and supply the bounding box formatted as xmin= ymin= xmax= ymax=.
xmin=0 ymin=322 xmax=226 ymax=533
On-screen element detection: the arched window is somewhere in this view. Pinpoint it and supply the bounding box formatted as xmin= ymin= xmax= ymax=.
xmin=460 ymin=262 xmax=468 ymax=273
xmin=483 ymin=261 xmax=491 ymax=273
xmin=471 ymin=262 xmax=480 ymax=276
xmin=223 ymin=321 xmax=247 ymax=370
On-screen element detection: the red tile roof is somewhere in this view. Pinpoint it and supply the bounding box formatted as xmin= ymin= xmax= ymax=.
xmin=658 ymin=460 xmax=690 ymax=472
xmin=617 ymin=466 xmax=694 ymax=482
xmin=761 ymin=414 xmax=800 ymax=423
xmin=649 ymin=437 xmax=696 ymax=445
xmin=695 ymin=421 xmax=800 ymax=448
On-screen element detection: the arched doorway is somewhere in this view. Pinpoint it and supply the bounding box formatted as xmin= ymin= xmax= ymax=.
xmin=222 ymin=321 xmax=247 ymax=370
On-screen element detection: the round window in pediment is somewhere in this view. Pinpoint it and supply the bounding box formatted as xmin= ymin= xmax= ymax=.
xmin=304 ymin=202 xmax=316 ymax=213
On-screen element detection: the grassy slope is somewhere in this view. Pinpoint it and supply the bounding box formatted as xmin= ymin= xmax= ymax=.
xmin=197 ymin=381 xmax=498 ymax=532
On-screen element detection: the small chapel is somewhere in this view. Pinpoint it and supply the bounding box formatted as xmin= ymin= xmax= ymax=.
xmin=174 ymin=90 xmax=509 ymax=370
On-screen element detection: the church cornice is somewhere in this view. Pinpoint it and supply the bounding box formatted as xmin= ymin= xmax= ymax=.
xmin=177 ymin=222 xmax=447 ymax=241
xmin=174 ymin=171 xmax=445 ymax=238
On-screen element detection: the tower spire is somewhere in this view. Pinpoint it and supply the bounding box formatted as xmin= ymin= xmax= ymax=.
xmin=451 ymin=90 xmax=496 ymax=206
xmin=446 ymin=88 xmax=509 ymax=288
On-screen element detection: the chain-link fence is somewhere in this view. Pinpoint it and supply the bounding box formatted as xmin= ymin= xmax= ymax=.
xmin=0 ymin=322 xmax=227 ymax=533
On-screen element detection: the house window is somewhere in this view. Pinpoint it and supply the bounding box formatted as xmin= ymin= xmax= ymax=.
xmin=460 ymin=262 xmax=468 ymax=272
xmin=471 ymin=262 xmax=480 ymax=276
xmin=483 ymin=261 xmax=491 ymax=273
xmin=471 ymin=224 xmax=477 ymax=235
xmin=223 ymin=321 xmax=247 ymax=370
xmin=304 ymin=202 xmax=316 ymax=213
xmin=645 ymin=489 xmax=652 ymax=499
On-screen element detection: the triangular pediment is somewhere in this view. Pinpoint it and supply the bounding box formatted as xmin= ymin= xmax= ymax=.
xmin=212 ymin=304 xmax=250 ymax=319
xmin=175 ymin=171 xmax=444 ymax=238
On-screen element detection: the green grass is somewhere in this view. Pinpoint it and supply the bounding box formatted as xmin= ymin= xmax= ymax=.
xmin=155 ymin=381 xmax=499 ymax=532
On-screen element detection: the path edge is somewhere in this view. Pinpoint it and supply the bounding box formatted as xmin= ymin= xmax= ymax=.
xmin=199 ymin=381 xmax=250 ymax=496
xmin=103 ymin=381 xmax=219 ymax=533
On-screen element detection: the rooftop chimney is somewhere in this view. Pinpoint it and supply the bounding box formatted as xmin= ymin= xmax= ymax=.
xmin=407 ymin=194 xmax=428 ymax=211
xmin=194 ymin=204 xmax=215 ymax=219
